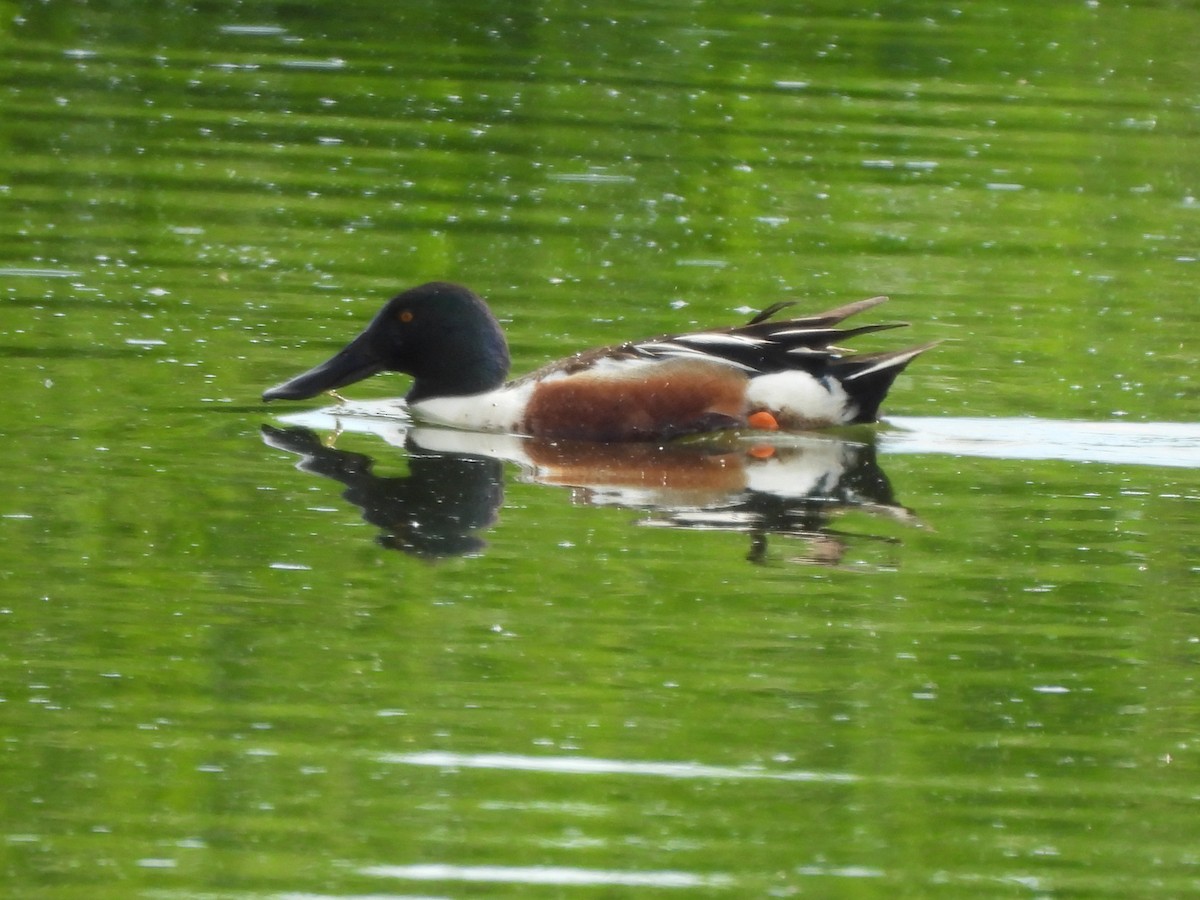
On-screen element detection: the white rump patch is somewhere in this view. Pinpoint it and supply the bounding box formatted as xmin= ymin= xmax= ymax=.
xmin=745 ymin=370 xmax=854 ymax=427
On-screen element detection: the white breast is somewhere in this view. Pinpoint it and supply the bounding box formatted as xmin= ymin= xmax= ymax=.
xmin=410 ymin=382 xmax=536 ymax=433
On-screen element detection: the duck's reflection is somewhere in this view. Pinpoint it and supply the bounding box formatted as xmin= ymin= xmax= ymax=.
xmin=262 ymin=410 xmax=915 ymax=564
xmin=262 ymin=425 xmax=504 ymax=557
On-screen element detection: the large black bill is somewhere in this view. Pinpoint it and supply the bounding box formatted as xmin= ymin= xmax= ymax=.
xmin=262 ymin=331 xmax=383 ymax=401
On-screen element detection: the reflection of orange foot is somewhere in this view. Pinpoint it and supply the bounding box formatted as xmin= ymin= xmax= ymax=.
xmin=747 ymin=444 xmax=776 ymax=460
xmin=748 ymin=410 xmax=779 ymax=430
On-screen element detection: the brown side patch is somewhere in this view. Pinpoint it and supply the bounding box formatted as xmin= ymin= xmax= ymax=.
xmin=523 ymin=358 xmax=750 ymax=442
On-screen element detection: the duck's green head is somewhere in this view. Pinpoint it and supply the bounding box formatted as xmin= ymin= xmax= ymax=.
xmin=262 ymin=281 xmax=511 ymax=403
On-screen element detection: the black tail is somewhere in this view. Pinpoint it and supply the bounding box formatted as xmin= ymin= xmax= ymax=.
xmin=832 ymin=342 xmax=941 ymax=423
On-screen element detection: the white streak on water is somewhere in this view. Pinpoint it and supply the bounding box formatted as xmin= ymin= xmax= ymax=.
xmin=379 ymin=750 xmax=856 ymax=783
xmin=884 ymin=416 xmax=1200 ymax=469
xmin=359 ymin=863 xmax=733 ymax=888
xmin=0 ymin=267 xmax=81 ymax=278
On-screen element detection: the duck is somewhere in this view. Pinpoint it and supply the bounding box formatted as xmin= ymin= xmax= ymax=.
xmin=262 ymin=281 xmax=938 ymax=443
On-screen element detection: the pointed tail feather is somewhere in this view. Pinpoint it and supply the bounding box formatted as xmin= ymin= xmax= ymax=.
xmin=833 ymin=341 xmax=941 ymax=423
xmin=774 ymin=320 xmax=908 ymax=348
xmin=746 ymin=295 xmax=889 ymax=327
xmin=811 ymin=295 xmax=890 ymax=325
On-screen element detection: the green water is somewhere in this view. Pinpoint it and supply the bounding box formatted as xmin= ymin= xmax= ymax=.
xmin=3 ymin=1 xmax=1200 ymax=897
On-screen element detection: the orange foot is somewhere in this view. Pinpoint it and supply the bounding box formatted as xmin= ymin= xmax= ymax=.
xmin=747 ymin=410 xmax=780 ymax=431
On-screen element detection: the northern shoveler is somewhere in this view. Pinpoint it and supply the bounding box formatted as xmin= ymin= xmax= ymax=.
xmin=262 ymin=281 xmax=937 ymax=442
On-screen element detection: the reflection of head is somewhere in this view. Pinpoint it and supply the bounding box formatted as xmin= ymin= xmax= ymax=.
xmin=261 ymin=425 xmax=504 ymax=559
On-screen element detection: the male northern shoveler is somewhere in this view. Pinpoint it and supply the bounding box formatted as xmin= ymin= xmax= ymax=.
xmin=262 ymin=281 xmax=937 ymax=442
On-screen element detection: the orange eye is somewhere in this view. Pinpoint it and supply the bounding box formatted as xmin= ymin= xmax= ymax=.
xmin=398 ymin=309 xmax=414 ymax=323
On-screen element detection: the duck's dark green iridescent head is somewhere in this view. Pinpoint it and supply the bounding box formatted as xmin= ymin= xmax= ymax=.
xmin=262 ymin=282 xmax=511 ymax=403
